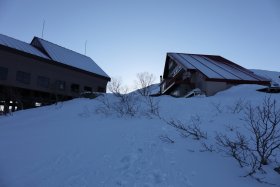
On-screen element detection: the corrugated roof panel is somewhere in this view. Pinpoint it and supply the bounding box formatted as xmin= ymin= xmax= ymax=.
xmin=166 ymin=53 xmax=270 ymax=84
xmin=191 ymin=55 xmax=243 ymax=80
xmin=203 ymin=56 xmax=257 ymax=81
xmin=179 ymin=54 xmax=224 ymax=79
xmin=169 ymin=53 xmax=196 ymax=70
xmin=33 ymin=37 xmax=109 ymax=78
xmin=0 ymin=34 xmax=50 ymax=59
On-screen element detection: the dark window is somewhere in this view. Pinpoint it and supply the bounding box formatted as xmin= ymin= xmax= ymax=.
xmin=0 ymin=66 xmax=8 ymax=80
xmin=71 ymin=84 xmax=80 ymax=93
xmin=84 ymin=86 xmax=92 ymax=92
xmin=16 ymin=71 xmax=30 ymax=84
xmin=55 ymin=80 xmax=66 ymax=91
xmin=37 ymin=76 xmax=49 ymax=88
xmin=97 ymin=87 xmax=105 ymax=92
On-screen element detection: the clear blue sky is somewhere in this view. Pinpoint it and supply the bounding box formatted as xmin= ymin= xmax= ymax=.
xmin=0 ymin=0 xmax=279 ymax=88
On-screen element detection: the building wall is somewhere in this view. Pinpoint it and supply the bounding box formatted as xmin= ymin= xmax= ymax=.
xmin=165 ymin=71 xmax=204 ymax=97
xmin=0 ymin=48 xmax=109 ymax=98
xmin=191 ymin=72 xmax=233 ymax=96
xmin=168 ymin=71 xmax=233 ymax=97
xmin=204 ymin=81 xmax=232 ymax=96
xmin=193 ymin=72 xmax=206 ymax=93
xmin=169 ymin=81 xmax=195 ymax=97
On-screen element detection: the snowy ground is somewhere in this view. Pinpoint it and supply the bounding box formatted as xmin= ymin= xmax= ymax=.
xmin=0 ymin=70 xmax=280 ymax=187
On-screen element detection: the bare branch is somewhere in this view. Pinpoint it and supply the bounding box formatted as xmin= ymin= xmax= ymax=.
xmin=134 ymin=72 xmax=155 ymax=96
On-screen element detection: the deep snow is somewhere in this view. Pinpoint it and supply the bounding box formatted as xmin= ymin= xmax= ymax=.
xmin=0 ymin=70 xmax=279 ymax=187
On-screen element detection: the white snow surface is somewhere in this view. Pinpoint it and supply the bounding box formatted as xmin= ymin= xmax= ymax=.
xmin=0 ymin=70 xmax=280 ymax=187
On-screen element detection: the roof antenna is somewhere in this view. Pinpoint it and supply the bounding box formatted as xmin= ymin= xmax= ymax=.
xmin=41 ymin=20 xmax=45 ymax=38
xmin=84 ymin=40 xmax=87 ymax=55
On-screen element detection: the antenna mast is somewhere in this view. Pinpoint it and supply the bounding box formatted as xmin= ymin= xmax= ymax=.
xmin=41 ymin=20 xmax=45 ymax=38
xmin=85 ymin=40 xmax=87 ymax=55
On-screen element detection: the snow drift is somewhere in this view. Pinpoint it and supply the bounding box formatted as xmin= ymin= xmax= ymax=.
xmin=0 ymin=70 xmax=279 ymax=187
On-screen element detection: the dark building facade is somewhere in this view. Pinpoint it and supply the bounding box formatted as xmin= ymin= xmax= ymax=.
xmin=160 ymin=53 xmax=270 ymax=97
xmin=0 ymin=34 xmax=110 ymax=113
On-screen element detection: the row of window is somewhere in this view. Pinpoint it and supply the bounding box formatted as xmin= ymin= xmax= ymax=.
xmin=0 ymin=66 xmax=105 ymax=93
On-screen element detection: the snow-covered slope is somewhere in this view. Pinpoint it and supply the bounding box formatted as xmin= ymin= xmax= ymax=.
xmin=251 ymin=69 xmax=280 ymax=85
xmin=0 ymin=70 xmax=279 ymax=187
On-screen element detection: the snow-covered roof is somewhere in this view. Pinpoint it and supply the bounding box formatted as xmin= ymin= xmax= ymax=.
xmin=0 ymin=34 xmax=50 ymax=59
xmin=31 ymin=37 xmax=110 ymax=78
xmin=0 ymin=34 xmax=109 ymax=79
xmin=167 ymin=53 xmax=270 ymax=83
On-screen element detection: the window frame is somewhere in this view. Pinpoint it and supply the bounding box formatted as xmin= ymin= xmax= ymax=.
xmin=55 ymin=80 xmax=66 ymax=91
xmin=37 ymin=76 xmax=50 ymax=88
xmin=0 ymin=66 xmax=8 ymax=81
xmin=71 ymin=83 xmax=80 ymax=93
xmin=16 ymin=71 xmax=31 ymax=84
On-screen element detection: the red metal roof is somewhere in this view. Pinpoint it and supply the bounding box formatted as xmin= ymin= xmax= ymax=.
xmin=165 ymin=53 xmax=270 ymax=84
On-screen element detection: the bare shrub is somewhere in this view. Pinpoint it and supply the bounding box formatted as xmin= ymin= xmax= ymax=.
xmin=113 ymin=92 xmax=140 ymax=117
xmin=134 ymin=72 xmax=155 ymax=96
xmin=215 ymin=131 xmax=269 ymax=182
xmin=216 ymin=132 xmax=250 ymax=168
xmin=244 ymin=97 xmax=280 ymax=166
xmin=107 ymin=77 xmax=124 ymax=96
xmin=166 ymin=117 xmax=207 ymax=140
xmin=97 ymin=74 xmax=160 ymax=118
xmin=211 ymin=102 xmax=223 ymax=113
xmin=133 ymin=72 xmax=160 ymax=117
xmin=216 ymin=97 xmax=280 ymax=182
xmin=200 ymin=142 xmax=215 ymax=152
xmin=97 ymin=92 xmax=140 ymax=117
xmin=227 ymin=98 xmax=249 ymax=114
xmin=96 ymin=94 xmax=112 ymax=116
xmin=97 ymin=77 xmax=140 ymax=117
xmin=143 ymin=96 xmax=160 ymax=118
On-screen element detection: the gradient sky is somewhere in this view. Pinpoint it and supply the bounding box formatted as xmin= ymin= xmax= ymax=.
xmin=0 ymin=0 xmax=279 ymax=88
